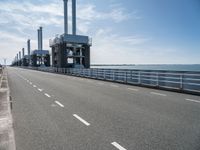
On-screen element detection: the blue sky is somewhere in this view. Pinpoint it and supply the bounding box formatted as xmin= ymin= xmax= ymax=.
xmin=0 ymin=0 xmax=199 ymax=65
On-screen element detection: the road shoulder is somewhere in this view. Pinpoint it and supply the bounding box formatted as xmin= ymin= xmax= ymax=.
xmin=0 ymin=68 xmax=16 ymax=150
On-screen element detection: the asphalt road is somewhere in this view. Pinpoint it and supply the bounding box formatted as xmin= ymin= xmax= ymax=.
xmin=7 ymin=67 xmax=200 ymax=150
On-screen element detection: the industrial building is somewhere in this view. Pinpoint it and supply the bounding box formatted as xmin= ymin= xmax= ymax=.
xmin=12 ymin=27 xmax=50 ymax=67
xmin=31 ymin=27 xmax=50 ymax=67
xmin=50 ymin=0 xmax=92 ymax=68
xmin=12 ymin=0 xmax=90 ymax=68
xmin=21 ymin=48 xmax=29 ymax=66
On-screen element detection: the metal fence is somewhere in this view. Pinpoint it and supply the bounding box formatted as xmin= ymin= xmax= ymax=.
xmin=26 ymin=67 xmax=200 ymax=95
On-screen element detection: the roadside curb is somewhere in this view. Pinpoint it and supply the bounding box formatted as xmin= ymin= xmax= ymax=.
xmin=0 ymin=68 xmax=16 ymax=150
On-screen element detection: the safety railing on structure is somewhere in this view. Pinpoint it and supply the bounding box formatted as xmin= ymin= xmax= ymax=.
xmin=24 ymin=67 xmax=200 ymax=95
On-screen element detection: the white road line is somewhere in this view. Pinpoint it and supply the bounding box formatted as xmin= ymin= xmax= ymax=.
xmin=185 ymin=98 xmax=200 ymax=103
xmin=150 ymin=92 xmax=166 ymax=97
xmin=29 ymin=82 xmax=32 ymax=85
xmin=111 ymin=142 xmax=127 ymax=150
xmin=127 ymin=88 xmax=138 ymax=91
xmin=38 ymin=88 xmax=43 ymax=92
xmin=55 ymin=101 xmax=64 ymax=107
xmin=110 ymin=84 xmax=119 ymax=88
xmin=33 ymin=85 xmax=37 ymax=88
xmin=44 ymin=93 xmax=51 ymax=98
xmin=73 ymin=114 xmax=90 ymax=126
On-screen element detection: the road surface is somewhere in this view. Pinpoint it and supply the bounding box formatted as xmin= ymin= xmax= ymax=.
xmin=7 ymin=67 xmax=200 ymax=150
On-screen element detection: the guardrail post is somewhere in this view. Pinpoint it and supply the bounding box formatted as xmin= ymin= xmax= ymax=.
xmin=90 ymin=69 xmax=92 ymax=77
xmin=113 ymin=71 xmax=115 ymax=81
xmin=180 ymin=74 xmax=183 ymax=90
xmin=156 ymin=72 xmax=159 ymax=87
xmin=124 ymin=71 xmax=127 ymax=83
xmin=130 ymin=71 xmax=133 ymax=83
xmin=104 ymin=70 xmax=106 ymax=79
xmin=138 ymin=71 xmax=141 ymax=84
xmin=96 ymin=69 xmax=98 ymax=78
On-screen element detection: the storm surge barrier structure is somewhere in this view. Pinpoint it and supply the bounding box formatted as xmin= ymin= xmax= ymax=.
xmin=23 ymin=67 xmax=200 ymax=95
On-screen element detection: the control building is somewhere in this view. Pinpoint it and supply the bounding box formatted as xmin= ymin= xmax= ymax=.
xmin=50 ymin=0 xmax=92 ymax=68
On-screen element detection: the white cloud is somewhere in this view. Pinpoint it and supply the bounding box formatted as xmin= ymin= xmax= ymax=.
xmin=0 ymin=0 xmax=150 ymax=65
xmin=77 ymin=3 xmax=130 ymax=23
xmin=90 ymin=28 xmax=194 ymax=64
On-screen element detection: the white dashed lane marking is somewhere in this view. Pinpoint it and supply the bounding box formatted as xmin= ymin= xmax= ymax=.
xmin=38 ymin=88 xmax=43 ymax=92
xmin=44 ymin=93 xmax=51 ymax=98
xmin=55 ymin=101 xmax=64 ymax=107
xmin=127 ymin=88 xmax=138 ymax=92
xmin=111 ymin=142 xmax=127 ymax=150
xmin=33 ymin=85 xmax=37 ymax=88
xmin=73 ymin=114 xmax=90 ymax=126
xmin=185 ymin=98 xmax=200 ymax=103
xmin=150 ymin=92 xmax=166 ymax=97
xmin=110 ymin=84 xmax=119 ymax=88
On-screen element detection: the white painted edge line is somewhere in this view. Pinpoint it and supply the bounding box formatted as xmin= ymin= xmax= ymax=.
xmin=73 ymin=114 xmax=90 ymax=126
xmin=55 ymin=101 xmax=64 ymax=107
xmin=110 ymin=84 xmax=119 ymax=88
xmin=111 ymin=142 xmax=127 ymax=150
xmin=44 ymin=93 xmax=51 ymax=98
xmin=150 ymin=92 xmax=166 ymax=97
xmin=127 ymin=88 xmax=138 ymax=91
xmin=33 ymin=85 xmax=37 ymax=88
xmin=185 ymin=98 xmax=200 ymax=103
xmin=38 ymin=88 xmax=43 ymax=92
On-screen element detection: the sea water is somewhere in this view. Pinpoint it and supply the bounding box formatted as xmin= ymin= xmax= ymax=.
xmin=91 ymin=64 xmax=200 ymax=72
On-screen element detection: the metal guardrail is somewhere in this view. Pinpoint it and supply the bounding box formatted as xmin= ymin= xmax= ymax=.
xmin=25 ymin=67 xmax=200 ymax=95
xmin=0 ymin=67 xmax=3 ymax=87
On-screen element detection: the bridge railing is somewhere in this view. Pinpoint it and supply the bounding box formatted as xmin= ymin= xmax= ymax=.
xmin=24 ymin=67 xmax=200 ymax=95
